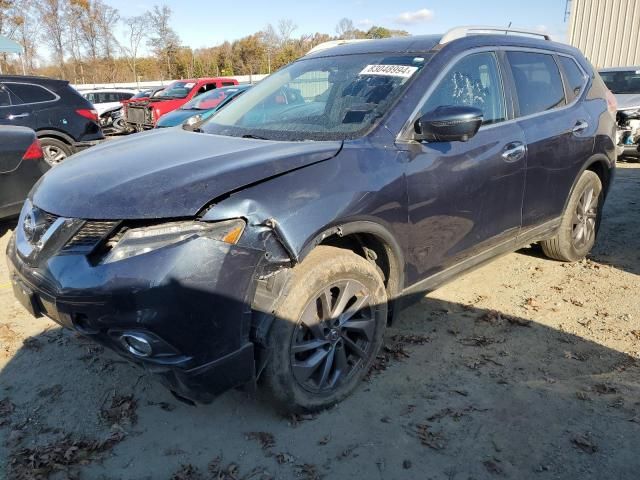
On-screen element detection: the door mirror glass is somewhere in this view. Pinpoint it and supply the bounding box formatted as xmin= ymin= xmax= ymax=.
xmin=414 ymin=105 xmax=483 ymax=142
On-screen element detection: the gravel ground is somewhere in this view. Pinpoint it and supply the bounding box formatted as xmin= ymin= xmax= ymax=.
xmin=0 ymin=163 xmax=638 ymax=480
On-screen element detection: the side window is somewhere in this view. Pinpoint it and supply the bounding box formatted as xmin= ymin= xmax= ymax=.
xmin=506 ymin=51 xmax=566 ymax=117
xmin=0 ymin=85 xmax=10 ymax=107
xmin=119 ymin=92 xmax=133 ymax=101
xmin=559 ymin=56 xmax=587 ymax=102
xmin=6 ymin=83 xmax=56 ymax=104
xmin=421 ymin=52 xmax=506 ymax=125
xmin=85 ymin=93 xmax=95 ymax=103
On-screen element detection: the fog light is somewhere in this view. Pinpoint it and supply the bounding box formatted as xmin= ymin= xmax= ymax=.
xmin=121 ymin=333 xmax=152 ymax=357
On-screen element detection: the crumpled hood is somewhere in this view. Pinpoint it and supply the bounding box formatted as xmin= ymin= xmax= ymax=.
xmin=32 ymin=128 xmax=342 ymax=219
xmin=614 ymin=93 xmax=640 ymax=111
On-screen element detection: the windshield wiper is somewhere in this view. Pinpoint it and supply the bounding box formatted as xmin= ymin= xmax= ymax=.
xmin=242 ymin=134 xmax=269 ymax=140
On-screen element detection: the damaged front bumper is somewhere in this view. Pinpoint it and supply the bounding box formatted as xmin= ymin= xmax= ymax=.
xmin=6 ymin=220 xmax=272 ymax=404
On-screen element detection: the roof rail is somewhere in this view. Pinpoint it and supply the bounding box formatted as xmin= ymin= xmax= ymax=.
xmin=440 ymin=25 xmax=552 ymax=44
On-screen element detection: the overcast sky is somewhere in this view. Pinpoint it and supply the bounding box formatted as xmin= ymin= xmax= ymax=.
xmin=108 ymin=0 xmax=570 ymax=51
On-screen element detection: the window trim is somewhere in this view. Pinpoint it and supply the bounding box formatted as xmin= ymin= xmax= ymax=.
xmin=0 ymin=81 xmax=60 ymax=107
xmin=500 ymin=48 xmax=589 ymax=121
xmin=398 ymin=46 xmax=590 ymax=142
xmin=556 ymin=54 xmax=590 ymax=104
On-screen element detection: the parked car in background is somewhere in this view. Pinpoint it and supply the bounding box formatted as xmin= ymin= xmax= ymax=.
xmin=100 ymin=88 xmax=167 ymax=136
xmin=599 ymin=67 xmax=640 ymax=158
xmin=124 ymin=78 xmax=239 ymax=130
xmin=0 ymin=126 xmax=48 ymax=220
xmin=7 ymin=28 xmax=616 ymax=412
xmin=129 ymin=87 xmax=165 ymax=100
xmin=156 ymin=85 xmax=251 ymax=128
xmin=0 ymin=75 xmax=104 ymax=165
xmin=80 ymin=88 xmax=137 ymax=115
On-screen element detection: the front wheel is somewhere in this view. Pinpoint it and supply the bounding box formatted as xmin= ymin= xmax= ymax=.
xmin=540 ymin=170 xmax=603 ymax=262
xmin=261 ymin=246 xmax=387 ymax=413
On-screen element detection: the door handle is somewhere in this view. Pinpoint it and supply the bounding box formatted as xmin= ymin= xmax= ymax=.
xmin=501 ymin=142 xmax=526 ymax=162
xmin=8 ymin=113 xmax=29 ymax=119
xmin=572 ymin=120 xmax=589 ymax=135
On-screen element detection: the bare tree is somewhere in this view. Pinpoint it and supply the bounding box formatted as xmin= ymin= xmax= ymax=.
xmin=147 ymin=4 xmax=180 ymax=79
xmin=121 ymin=15 xmax=148 ymax=84
xmin=336 ymin=18 xmax=356 ymax=39
xmin=38 ymin=0 xmax=66 ymax=77
xmin=261 ymin=23 xmax=278 ymax=73
xmin=12 ymin=0 xmax=39 ymax=72
xmin=96 ymin=0 xmax=120 ymax=59
xmin=277 ymin=18 xmax=297 ymax=45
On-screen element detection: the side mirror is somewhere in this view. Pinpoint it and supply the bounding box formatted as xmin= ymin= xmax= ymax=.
xmin=414 ymin=106 xmax=483 ymax=143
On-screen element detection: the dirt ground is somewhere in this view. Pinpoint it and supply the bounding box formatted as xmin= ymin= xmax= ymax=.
xmin=0 ymin=163 xmax=638 ymax=480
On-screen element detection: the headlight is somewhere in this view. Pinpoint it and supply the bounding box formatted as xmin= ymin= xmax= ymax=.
xmin=184 ymin=114 xmax=203 ymax=126
xmin=101 ymin=219 xmax=245 ymax=264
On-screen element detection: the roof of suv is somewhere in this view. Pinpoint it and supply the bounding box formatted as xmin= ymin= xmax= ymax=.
xmin=304 ymin=33 xmax=580 ymax=59
xmin=0 ymin=75 xmax=69 ymax=87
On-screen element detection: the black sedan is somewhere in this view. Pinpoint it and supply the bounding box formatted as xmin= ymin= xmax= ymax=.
xmin=0 ymin=126 xmax=49 ymax=220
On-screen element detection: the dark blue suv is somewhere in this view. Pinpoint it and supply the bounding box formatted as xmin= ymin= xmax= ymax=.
xmin=7 ymin=28 xmax=616 ymax=412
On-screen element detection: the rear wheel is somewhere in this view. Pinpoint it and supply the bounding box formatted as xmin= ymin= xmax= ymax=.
xmin=40 ymin=137 xmax=72 ymax=166
xmin=540 ymin=170 xmax=602 ymax=262
xmin=262 ymin=246 xmax=387 ymax=413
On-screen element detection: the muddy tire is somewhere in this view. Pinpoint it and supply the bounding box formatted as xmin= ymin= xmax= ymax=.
xmin=540 ymin=170 xmax=602 ymax=262
xmin=261 ymin=246 xmax=387 ymax=413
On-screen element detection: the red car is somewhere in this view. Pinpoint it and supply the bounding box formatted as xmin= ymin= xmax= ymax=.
xmin=125 ymin=78 xmax=238 ymax=130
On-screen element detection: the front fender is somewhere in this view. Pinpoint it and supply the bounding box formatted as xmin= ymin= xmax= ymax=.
xmin=202 ymin=143 xmax=408 ymax=270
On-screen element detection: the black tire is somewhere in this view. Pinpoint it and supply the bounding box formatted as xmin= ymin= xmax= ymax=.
xmin=262 ymin=246 xmax=387 ymax=413
xmin=540 ymin=170 xmax=603 ymax=262
xmin=40 ymin=137 xmax=72 ymax=166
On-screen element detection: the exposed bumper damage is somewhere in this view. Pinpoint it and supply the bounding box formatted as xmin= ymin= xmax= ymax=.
xmin=6 ymin=214 xmax=295 ymax=404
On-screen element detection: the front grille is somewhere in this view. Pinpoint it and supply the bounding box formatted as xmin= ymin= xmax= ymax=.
xmin=127 ymin=105 xmax=153 ymax=125
xmin=61 ymin=221 xmax=118 ymax=253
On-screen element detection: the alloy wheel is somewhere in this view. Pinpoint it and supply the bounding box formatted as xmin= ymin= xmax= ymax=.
xmin=290 ymin=279 xmax=376 ymax=393
xmin=572 ymin=186 xmax=598 ymax=249
xmin=42 ymin=145 xmax=67 ymax=166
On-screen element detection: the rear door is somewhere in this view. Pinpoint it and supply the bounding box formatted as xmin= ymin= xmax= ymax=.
xmin=0 ymin=82 xmax=44 ymax=129
xmin=404 ymin=51 xmax=527 ymax=283
xmin=504 ymin=50 xmax=593 ymax=229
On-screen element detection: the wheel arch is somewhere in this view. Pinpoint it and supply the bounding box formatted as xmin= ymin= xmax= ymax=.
xmin=36 ymin=129 xmax=75 ymax=147
xmin=299 ymin=221 xmax=405 ymax=321
xmin=562 ymin=154 xmax=612 ymax=215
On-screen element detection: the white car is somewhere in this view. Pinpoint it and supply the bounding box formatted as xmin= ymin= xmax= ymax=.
xmin=80 ymin=89 xmax=137 ymax=115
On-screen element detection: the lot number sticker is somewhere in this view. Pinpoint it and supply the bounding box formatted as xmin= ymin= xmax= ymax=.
xmin=359 ymin=64 xmax=418 ymax=78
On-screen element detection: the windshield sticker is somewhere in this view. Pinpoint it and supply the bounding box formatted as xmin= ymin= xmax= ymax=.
xmin=359 ymin=64 xmax=418 ymax=78
xmin=184 ymin=82 xmax=195 ymax=89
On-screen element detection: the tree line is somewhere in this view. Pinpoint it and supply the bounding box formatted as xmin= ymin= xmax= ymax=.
xmin=0 ymin=0 xmax=409 ymax=84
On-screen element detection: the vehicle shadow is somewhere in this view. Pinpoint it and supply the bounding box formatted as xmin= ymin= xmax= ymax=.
xmin=0 ymin=288 xmax=638 ymax=480
xmin=0 ymin=218 xmax=17 ymax=238
xmin=516 ymin=164 xmax=640 ymax=277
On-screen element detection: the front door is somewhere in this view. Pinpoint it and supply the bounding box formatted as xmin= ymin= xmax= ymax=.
xmin=404 ymin=51 xmax=527 ymax=284
xmin=0 ymin=82 xmax=35 ymax=129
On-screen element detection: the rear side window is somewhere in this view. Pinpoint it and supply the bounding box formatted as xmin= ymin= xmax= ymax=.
xmin=507 ymin=51 xmax=565 ymax=117
xmin=559 ymin=56 xmax=587 ymax=102
xmin=7 ymin=83 xmax=57 ymax=104
xmin=422 ymin=51 xmax=506 ymax=125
